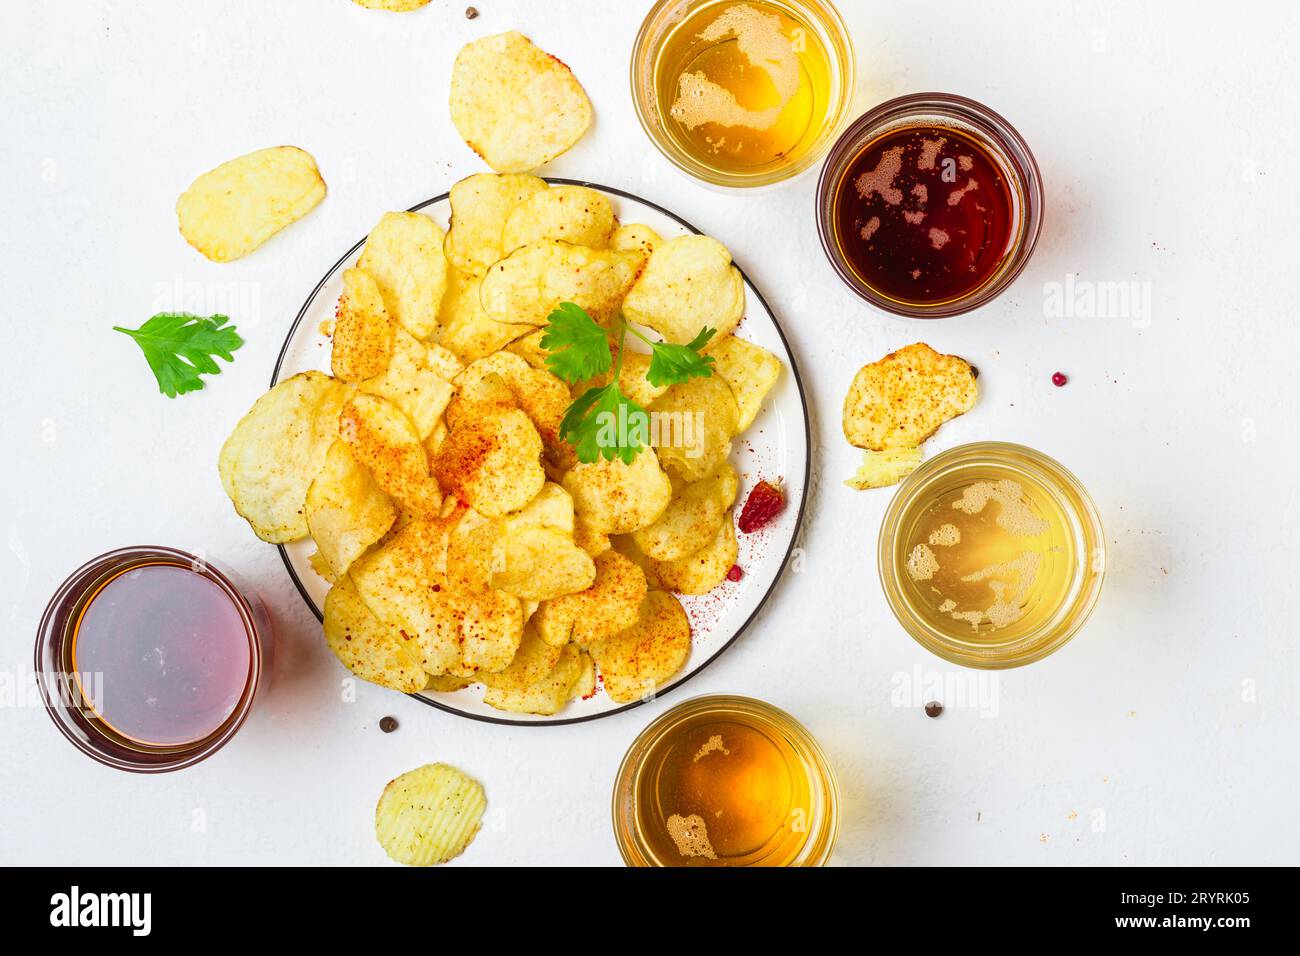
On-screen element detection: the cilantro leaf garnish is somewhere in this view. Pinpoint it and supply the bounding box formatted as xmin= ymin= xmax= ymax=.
xmin=114 ymin=312 xmax=244 ymax=398
xmin=542 ymin=302 xmax=714 ymax=463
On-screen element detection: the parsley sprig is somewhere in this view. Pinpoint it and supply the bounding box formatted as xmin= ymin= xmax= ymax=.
xmin=114 ymin=312 xmax=244 ymax=398
xmin=541 ymin=302 xmax=715 ymax=464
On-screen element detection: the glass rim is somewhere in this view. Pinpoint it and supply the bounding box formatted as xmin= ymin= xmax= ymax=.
xmin=34 ymin=545 xmax=268 ymax=773
xmin=877 ymin=442 xmax=1105 ymax=669
xmin=629 ymin=0 xmax=857 ymax=189
xmin=611 ymin=693 xmax=840 ymax=866
xmin=815 ymin=91 xmax=1045 ymax=318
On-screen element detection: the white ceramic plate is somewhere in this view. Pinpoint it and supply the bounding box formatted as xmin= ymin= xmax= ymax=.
xmin=273 ymin=180 xmax=809 ymax=725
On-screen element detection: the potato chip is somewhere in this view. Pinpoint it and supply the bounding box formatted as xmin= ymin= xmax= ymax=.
xmin=433 ymin=388 xmax=546 ymax=518
xmin=587 ymin=591 xmax=691 ymax=704
xmin=479 ymin=623 xmax=562 ymax=692
xmin=331 ymin=268 xmax=392 ymax=382
xmin=308 ymin=549 xmax=336 ymax=584
xmin=503 ymin=482 xmax=575 ymax=535
xmin=219 ymin=371 xmax=348 ymax=543
xmin=571 ymin=650 xmax=597 ymax=701
xmin=502 ymin=185 xmax=615 ymax=253
xmin=375 ymin=763 xmax=486 ymax=866
xmin=425 ymin=674 xmax=473 ymax=693
xmin=622 ymin=235 xmax=745 ymax=344
xmin=562 ymin=449 xmax=673 ymax=534
xmin=358 ymin=327 xmax=454 ymax=440
xmin=625 ymin=513 xmax=738 ymax=595
xmin=482 ymin=643 xmax=586 ymax=715
xmin=306 ymin=439 xmax=398 ymax=580
xmin=845 ymin=446 xmax=924 ymax=490
xmin=449 ymin=32 xmax=593 ymax=173
xmin=585 ymin=346 xmax=668 ymax=408
xmin=339 ymin=393 xmax=443 ymax=515
xmin=479 ymin=241 xmax=643 ymax=327
xmin=573 ymin=514 xmax=611 ymax=558
xmin=649 ymin=375 xmax=738 ymax=482
xmin=444 ymin=173 xmax=548 ymax=276
xmin=492 ymin=526 xmax=595 ymax=601
xmin=533 ymin=550 xmax=648 ymax=647
xmin=457 ymin=351 xmax=574 ymax=475
xmin=425 ymin=342 xmax=465 ymax=381
xmin=632 ymin=463 xmax=738 ymax=561
xmin=176 ymin=146 xmax=325 ymax=262
xmin=504 ymin=328 xmax=551 ymax=369
xmin=358 ymin=211 xmax=448 ymax=340
xmin=428 ymin=586 xmax=525 ymax=677
xmin=439 ymin=269 xmax=534 ymax=362
xmin=610 ymin=223 xmax=661 ymax=256
xmin=842 ymin=342 xmax=978 ymax=451
xmin=353 ymin=0 xmax=430 ymax=9
xmin=706 ymin=336 xmax=781 ymax=432
xmin=323 ymin=576 xmax=426 ymax=693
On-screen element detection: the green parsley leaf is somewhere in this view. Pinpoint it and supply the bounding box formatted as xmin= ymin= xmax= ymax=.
xmin=540 ymin=301 xmax=612 ymax=384
xmin=645 ymin=326 xmax=717 ymax=388
xmin=559 ymin=383 xmax=649 ymax=464
xmin=113 ymin=312 xmax=244 ymax=398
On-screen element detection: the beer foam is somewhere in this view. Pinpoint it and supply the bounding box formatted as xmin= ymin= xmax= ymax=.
xmin=906 ymin=543 xmax=940 ymax=581
xmin=951 ymin=479 xmax=1049 ymax=536
xmin=666 ymin=813 xmax=718 ymax=860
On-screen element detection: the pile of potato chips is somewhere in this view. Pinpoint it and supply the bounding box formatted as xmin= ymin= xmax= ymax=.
xmin=219 ymin=175 xmax=783 ymax=716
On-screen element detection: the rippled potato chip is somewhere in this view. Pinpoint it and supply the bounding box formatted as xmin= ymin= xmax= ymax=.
xmin=450 ymin=32 xmax=593 ymax=173
xmin=339 ymin=394 xmax=443 ymax=516
xmin=479 ymin=241 xmax=644 ymax=327
xmin=533 ymin=550 xmax=648 ymax=647
xmin=843 ymin=342 xmax=978 ymax=451
xmin=587 ymin=591 xmax=691 ymax=704
xmin=434 ymin=385 xmax=545 ymax=517
xmin=444 ymin=173 xmax=548 ymax=276
xmin=479 ymin=623 xmax=562 ymax=692
xmin=623 ymin=235 xmax=744 ymax=344
xmin=219 ymin=371 xmax=348 ymax=543
xmin=610 ymin=223 xmax=661 ymax=256
xmin=625 ymin=513 xmax=738 ymax=595
xmin=439 ymin=269 xmax=534 ymax=362
xmin=358 ymin=211 xmax=448 ymax=340
xmin=177 ymin=146 xmax=325 ymax=262
xmin=562 ymin=449 xmax=672 ymax=534
xmin=632 ymin=463 xmax=738 ymax=561
xmin=323 ymin=576 xmax=427 ymax=693
xmin=331 ymin=268 xmax=392 ymax=382
xmin=845 ymin=446 xmax=924 ymax=490
xmin=375 ymin=763 xmax=486 ymax=867
xmin=649 ymin=375 xmax=738 ymax=483
xmin=306 ymin=440 xmax=398 ymax=580
xmin=492 ymin=526 xmax=595 ymax=601
xmin=483 ymin=643 xmax=586 ymax=715
xmin=358 ymin=327 xmax=454 ymax=440
xmin=503 ymin=186 xmax=615 ymax=253
xmin=707 ymin=336 xmax=781 ymax=432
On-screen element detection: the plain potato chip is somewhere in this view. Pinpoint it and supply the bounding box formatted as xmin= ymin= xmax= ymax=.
xmin=308 ymin=549 xmax=336 ymax=584
xmin=219 ymin=371 xmax=348 ymax=543
xmin=562 ymin=449 xmax=672 ymax=534
xmin=502 ymin=186 xmax=615 ymax=253
xmin=609 ymin=223 xmax=661 ymax=256
xmin=707 ymin=336 xmax=781 ymax=432
xmin=439 ymin=269 xmax=534 ymax=362
xmin=479 ymin=241 xmax=643 ymax=327
xmin=375 ymin=763 xmax=486 ymax=866
xmin=339 ymin=394 xmax=444 ymax=515
xmin=358 ymin=327 xmax=454 ymax=440
xmin=845 ymin=446 xmax=924 ymax=490
xmin=425 ymin=674 xmax=473 ymax=692
xmin=533 ymin=550 xmax=648 ymax=647
xmin=331 ymin=268 xmax=392 ymax=382
xmin=587 ymin=591 xmax=691 ymax=704
xmin=177 ymin=146 xmax=325 ymax=262
xmin=624 ymin=513 xmax=738 ymax=595
xmin=842 ymin=342 xmax=978 ymax=451
xmin=632 ymin=463 xmax=738 ymax=561
xmin=622 ymin=235 xmax=744 ymax=344
xmin=571 ymin=650 xmax=597 ymax=701
xmin=482 ymin=643 xmax=585 ymax=715
xmin=306 ymin=440 xmax=398 ymax=580
xmin=358 ymin=211 xmax=448 ymax=340
xmin=433 ymin=387 xmax=545 ymax=518
xmin=449 ymin=32 xmax=593 ymax=173
xmin=491 ymin=526 xmax=595 ymax=601
xmin=323 ymin=576 xmax=426 ymax=693
xmin=444 ymin=173 xmax=548 ymax=276
xmin=649 ymin=375 xmax=738 ymax=482
xmin=479 ymin=624 xmax=562 ymax=692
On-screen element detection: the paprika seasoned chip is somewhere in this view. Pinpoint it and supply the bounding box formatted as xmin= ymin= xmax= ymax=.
xmin=842 ymin=342 xmax=978 ymax=451
xmin=331 ymin=268 xmax=392 ymax=383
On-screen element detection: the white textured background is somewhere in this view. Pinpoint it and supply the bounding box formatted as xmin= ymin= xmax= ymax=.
xmin=2 ymin=0 xmax=1296 ymax=866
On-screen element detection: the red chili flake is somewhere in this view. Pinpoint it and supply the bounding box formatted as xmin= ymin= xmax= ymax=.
xmin=737 ymin=479 xmax=786 ymax=533
xmin=726 ymin=564 xmax=743 ymax=582
xmin=1052 ymin=371 xmax=1068 ymax=387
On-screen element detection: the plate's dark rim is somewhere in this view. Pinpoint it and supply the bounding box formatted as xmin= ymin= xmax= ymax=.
xmin=272 ymin=178 xmax=811 ymax=727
